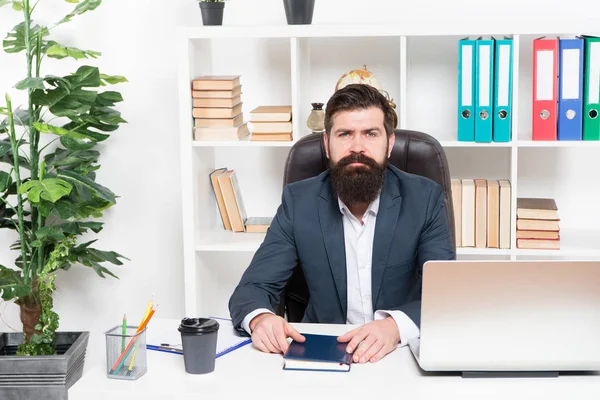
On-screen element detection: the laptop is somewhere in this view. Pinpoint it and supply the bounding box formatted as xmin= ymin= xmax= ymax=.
xmin=408 ymin=260 xmax=600 ymax=376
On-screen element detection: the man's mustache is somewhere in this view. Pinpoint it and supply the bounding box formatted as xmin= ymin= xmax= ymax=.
xmin=337 ymin=153 xmax=378 ymax=168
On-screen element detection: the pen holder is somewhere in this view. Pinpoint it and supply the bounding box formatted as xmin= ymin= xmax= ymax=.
xmin=104 ymin=325 xmax=148 ymax=380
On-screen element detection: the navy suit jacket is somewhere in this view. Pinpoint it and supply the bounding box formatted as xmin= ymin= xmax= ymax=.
xmin=229 ymin=164 xmax=456 ymax=330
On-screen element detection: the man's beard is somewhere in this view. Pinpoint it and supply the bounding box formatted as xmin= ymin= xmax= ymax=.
xmin=330 ymin=153 xmax=387 ymax=206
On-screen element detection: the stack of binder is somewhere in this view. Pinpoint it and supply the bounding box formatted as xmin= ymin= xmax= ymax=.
xmin=457 ymin=36 xmax=513 ymax=143
xmin=532 ymin=35 xmax=600 ymax=141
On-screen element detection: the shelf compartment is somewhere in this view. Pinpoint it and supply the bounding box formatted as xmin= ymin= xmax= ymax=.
xmin=294 ymin=36 xmax=401 ymax=138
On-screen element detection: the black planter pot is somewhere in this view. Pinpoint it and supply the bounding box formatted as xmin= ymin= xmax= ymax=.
xmin=283 ymin=0 xmax=315 ymax=25
xmin=199 ymin=2 xmax=225 ymax=26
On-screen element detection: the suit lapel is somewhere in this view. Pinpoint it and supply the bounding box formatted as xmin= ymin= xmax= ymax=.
xmin=318 ymin=180 xmax=347 ymax=320
xmin=372 ymin=169 xmax=402 ymax=307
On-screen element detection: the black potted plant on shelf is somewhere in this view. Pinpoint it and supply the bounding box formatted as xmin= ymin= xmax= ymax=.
xmin=283 ymin=0 xmax=315 ymax=25
xmin=198 ymin=0 xmax=226 ymax=26
xmin=0 ymin=0 xmax=127 ymax=398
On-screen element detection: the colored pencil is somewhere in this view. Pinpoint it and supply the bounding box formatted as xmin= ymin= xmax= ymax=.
xmin=110 ymin=306 xmax=157 ymax=374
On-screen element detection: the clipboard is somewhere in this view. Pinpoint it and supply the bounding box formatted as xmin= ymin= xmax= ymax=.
xmin=146 ymin=316 xmax=251 ymax=358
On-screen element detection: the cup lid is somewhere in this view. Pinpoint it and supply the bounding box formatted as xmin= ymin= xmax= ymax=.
xmin=178 ymin=318 xmax=220 ymax=334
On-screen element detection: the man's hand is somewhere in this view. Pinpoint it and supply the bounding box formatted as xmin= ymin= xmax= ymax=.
xmin=337 ymin=316 xmax=400 ymax=364
xmin=249 ymin=313 xmax=305 ymax=354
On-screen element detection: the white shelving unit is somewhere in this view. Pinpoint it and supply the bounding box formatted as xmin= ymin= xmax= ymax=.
xmin=178 ymin=24 xmax=600 ymax=317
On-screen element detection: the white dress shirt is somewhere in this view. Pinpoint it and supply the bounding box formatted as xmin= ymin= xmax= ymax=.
xmin=242 ymin=195 xmax=420 ymax=348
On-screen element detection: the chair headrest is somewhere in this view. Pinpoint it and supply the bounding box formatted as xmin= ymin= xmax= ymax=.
xmin=284 ymin=129 xmax=450 ymax=190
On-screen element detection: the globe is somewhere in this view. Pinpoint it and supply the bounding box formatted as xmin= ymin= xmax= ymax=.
xmin=334 ymin=65 xmax=398 ymax=128
xmin=335 ymin=65 xmax=384 ymax=92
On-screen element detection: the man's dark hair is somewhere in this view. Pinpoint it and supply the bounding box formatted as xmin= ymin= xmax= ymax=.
xmin=324 ymin=83 xmax=395 ymax=137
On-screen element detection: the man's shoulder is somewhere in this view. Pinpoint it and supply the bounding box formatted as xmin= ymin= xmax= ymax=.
xmin=284 ymin=169 xmax=330 ymax=195
xmin=386 ymin=164 xmax=443 ymax=199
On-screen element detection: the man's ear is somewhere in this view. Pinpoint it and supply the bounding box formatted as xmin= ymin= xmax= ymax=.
xmin=387 ymin=132 xmax=395 ymax=158
xmin=323 ymin=132 xmax=330 ymax=159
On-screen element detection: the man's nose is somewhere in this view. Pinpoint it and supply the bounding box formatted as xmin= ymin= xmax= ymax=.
xmin=349 ymin=134 xmax=366 ymax=153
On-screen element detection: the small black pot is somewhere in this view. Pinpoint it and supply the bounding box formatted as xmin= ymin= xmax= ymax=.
xmin=283 ymin=0 xmax=315 ymax=25
xmin=199 ymin=2 xmax=225 ymax=26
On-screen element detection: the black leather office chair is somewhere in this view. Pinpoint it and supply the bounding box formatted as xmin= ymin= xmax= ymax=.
xmin=275 ymin=129 xmax=455 ymax=322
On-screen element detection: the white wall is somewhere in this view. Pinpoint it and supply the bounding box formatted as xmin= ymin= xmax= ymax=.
xmin=0 ymin=0 xmax=599 ymax=334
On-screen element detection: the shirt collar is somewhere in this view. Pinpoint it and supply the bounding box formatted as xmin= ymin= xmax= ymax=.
xmin=337 ymin=193 xmax=381 ymax=218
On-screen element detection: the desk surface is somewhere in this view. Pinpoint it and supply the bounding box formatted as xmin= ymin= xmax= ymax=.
xmin=70 ymin=318 xmax=600 ymax=400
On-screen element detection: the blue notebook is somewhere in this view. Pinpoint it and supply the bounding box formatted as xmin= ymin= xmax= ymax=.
xmin=283 ymin=333 xmax=353 ymax=372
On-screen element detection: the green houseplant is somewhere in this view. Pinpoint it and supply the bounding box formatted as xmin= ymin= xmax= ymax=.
xmin=0 ymin=0 xmax=127 ymax=358
xmin=198 ymin=0 xmax=225 ymax=26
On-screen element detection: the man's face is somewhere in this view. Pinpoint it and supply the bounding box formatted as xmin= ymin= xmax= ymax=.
xmin=324 ymin=106 xmax=395 ymax=205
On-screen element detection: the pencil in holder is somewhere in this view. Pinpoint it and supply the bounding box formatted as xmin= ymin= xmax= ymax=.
xmin=104 ymin=325 xmax=148 ymax=380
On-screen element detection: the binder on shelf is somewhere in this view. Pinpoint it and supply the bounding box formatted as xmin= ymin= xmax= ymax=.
xmin=557 ymin=37 xmax=584 ymax=140
xmin=475 ymin=37 xmax=495 ymax=143
xmin=492 ymin=37 xmax=513 ymax=142
xmin=458 ymin=38 xmax=476 ymax=142
xmin=582 ymin=35 xmax=600 ymax=141
xmin=532 ymin=36 xmax=559 ymax=141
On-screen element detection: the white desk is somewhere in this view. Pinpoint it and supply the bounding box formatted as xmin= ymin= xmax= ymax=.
xmin=70 ymin=318 xmax=600 ymax=400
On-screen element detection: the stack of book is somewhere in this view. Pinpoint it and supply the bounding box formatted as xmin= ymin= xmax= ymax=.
xmin=248 ymin=105 xmax=293 ymax=141
xmin=517 ymin=198 xmax=560 ymax=250
xmin=192 ymin=75 xmax=249 ymax=141
xmin=516 ymin=198 xmax=560 ymax=250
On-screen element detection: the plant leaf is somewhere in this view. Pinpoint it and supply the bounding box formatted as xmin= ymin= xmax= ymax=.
xmin=0 ymin=171 xmax=12 ymax=192
xmin=35 ymin=226 xmax=66 ymax=242
xmin=100 ymin=74 xmax=128 ymax=85
xmin=68 ymin=240 xmax=126 ymax=279
xmin=35 ymin=221 xmax=104 ymax=243
xmin=87 ymin=248 xmax=127 ymax=265
xmin=0 ymin=118 xmax=7 ymax=134
xmin=44 ymin=148 xmax=100 ymax=170
xmin=0 ymin=139 xmax=12 ymax=158
xmin=55 ymin=169 xmax=115 ymax=204
xmin=50 ymin=194 xmax=110 ymax=220
xmin=60 ymin=121 xmax=110 ymax=141
xmin=47 ymin=198 xmax=78 ymax=219
xmin=31 ymin=87 xmax=68 ymax=109
xmin=0 ymin=217 xmax=18 ymax=230
xmin=15 ymin=77 xmax=45 ymax=90
xmin=13 ymin=107 xmax=32 ymax=126
xmin=32 ymin=67 xmax=101 ymax=109
xmin=12 ymin=1 xmax=23 ymax=11
xmin=59 ymin=136 xmax=96 ymax=151
xmin=42 ymin=75 xmax=72 ymax=90
xmin=3 ymin=22 xmax=49 ymax=54
xmin=95 ymin=91 xmax=123 ymax=106
xmin=49 ymin=88 xmax=97 ymax=117
xmin=0 ymin=153 xmax=29 ymax=170
xmin=57 ymin=0 xmax=102 ymax=25
xmin=67 ymin=65 xmax=101 ymax=88
xmin=35 ymin=221 xmax=103 ymax=244
xmin=0 ymin=1 xmax=12 ymax=7
xmin=0 ymin=139 xmax=28 ymax=168
xmin=19 ymin=178 xmax=73 ymax=203
xmin=0 ymin=265 xmax=30 ymax=301
xmin=45 ymin=41 xmax=101 ymax=60
xmin=33 ymin=122 xmax=93 ymax=141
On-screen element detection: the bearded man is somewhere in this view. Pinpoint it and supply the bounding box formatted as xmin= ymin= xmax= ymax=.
xmin=228 ymin=83 xmax=455 ymax=364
